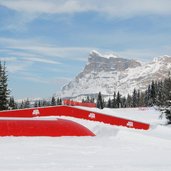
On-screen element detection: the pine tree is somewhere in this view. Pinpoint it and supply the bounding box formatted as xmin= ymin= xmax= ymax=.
xmin=137 ymin=90 xmax=141 ymax=107
xmin=155 ymin=81 xmax=164 ymax=106
xmin=86 ymin=96 xmax=90 ymax=103
xmin=147 ymin=85 xmax=153 ymax=106
xmin=163 ymin=77 xmax=171 ymax=106
xmin=96 ymin=92 xmax=104 ymax=109
xmin=144 ymin=90 xmax=149 ymax=107
xmin=9 ymin=96 xmax=17 ymax=109
xmin=57 ymin=98 xmax=62 ymax=105
xmin=160 ymin=77 xmax=171 ymax=124
xmin=112 ymin=92 xmax=117 ymax=108
xmin=132 ymin=89 xmax=137 ymax=107
xmin=24 ymin=98 xmax=30 ymax=108
xmin=59 ymin=98 xmax=62 ymax=105
xmin=90 ymin=97 xmax=95 ymax=103
xmin=51 ymin=96 xmax=56 ymax=106
xmin=107 ymin=98 xmax=112 ymax=108
xmin=121 ymin=96 xmax=126 ymax=108
xmin=20 ymin=101 xmax=24 ymax=109
xmin=38 ymin=100 xmax=42 ymax=107
xmin=0 ymin=62 xmax=10 ymax=110
xmin=126 ymin=94 xmax=132 ymax=107
xmin=42 ymin=100 xmax=47 ymax=106
xmin=151 ymin=80 xmax=156 ymax=105
xmin=34 ymin=101 xmax=38 ymax=107
xmin=116 ymin=91 xmax=121 ymax=108
xmin=139 ymin=92 xmax=145 ymax=107
xmin=56 ymin=98 xmax=59 ymax=105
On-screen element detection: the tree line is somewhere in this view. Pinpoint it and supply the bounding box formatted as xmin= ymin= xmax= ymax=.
xmin=0 ymin=61 xmax=63 ymax=110
xmin=11 ymin=97 xmax=63 ymax=109
xmin=96 ymin=76 xmax=171 ymax=123
xmin=1 ymin=61 xmax=171 ymax=123
xmin=96 ymin=79 xmax=169 ymax=109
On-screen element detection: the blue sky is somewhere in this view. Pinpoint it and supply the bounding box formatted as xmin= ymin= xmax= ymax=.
xmin=0 ymin=0 xmax=171 ymax=99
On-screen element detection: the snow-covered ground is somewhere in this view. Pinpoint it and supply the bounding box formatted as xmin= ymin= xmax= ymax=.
xmin=0 ymin=107 xmax=171 ymax=171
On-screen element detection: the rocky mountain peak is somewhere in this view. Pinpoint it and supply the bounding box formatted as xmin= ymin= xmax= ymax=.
xmin=89 ymin=50 xmax=118 ymax=59
xmin=60 ymin=51 xmax=171 ymax=99
xmin=153 ymin=55 xmax=171 ymax=63
xmin=85 ymin=50 xmax=141 ymax=73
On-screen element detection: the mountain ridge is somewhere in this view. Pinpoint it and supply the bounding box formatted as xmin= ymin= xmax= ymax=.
xmin=60 ymin=50 xmax=171 ymax=99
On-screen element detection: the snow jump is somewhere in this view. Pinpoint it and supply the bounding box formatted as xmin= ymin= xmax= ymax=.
xmin=0 ymin=104 xmax=150 ymax=136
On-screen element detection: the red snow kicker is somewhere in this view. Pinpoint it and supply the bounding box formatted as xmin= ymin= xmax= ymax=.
xmin=0 ymin=106 xmax=150 ymax=130
xmin=0 ymin=118 xmax=95 ymax=137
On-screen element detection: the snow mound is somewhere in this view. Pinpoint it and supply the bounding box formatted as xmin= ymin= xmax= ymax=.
xmin=0 ymin=107 xmax=170 ymax=171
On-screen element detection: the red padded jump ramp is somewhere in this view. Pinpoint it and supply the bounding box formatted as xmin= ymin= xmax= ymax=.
xmin=54 ymin=106 xmax=150 ymax=130
xmin=0 ymin=106 xmax=150 ymax=130
xmin=0 ymin=118 xmax=95 ymax=137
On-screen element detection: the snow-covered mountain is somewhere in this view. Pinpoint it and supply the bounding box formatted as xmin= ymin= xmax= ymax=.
xmin=60 ymin=50 xmax=171 ymax=98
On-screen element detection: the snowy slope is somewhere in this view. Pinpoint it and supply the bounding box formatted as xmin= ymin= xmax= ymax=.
xmin=60 ymin=51 xmax=171 ymax=98
xmin=75 ymin=106 xmax=165 ymax=124
xmin=0 ymin=107 xmax=171 ymax=171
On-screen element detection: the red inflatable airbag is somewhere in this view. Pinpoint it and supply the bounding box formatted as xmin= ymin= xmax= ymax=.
xmin=0 ymin=118 xmax=95 ymax=137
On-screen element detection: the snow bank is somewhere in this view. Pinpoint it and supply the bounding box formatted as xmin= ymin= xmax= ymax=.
xmin=0 ymin=107 xmax=170 ymax=171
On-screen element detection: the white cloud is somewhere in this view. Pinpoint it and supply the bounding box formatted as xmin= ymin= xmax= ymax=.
xmin=7 ymin=61 xmax=31 ymax=73
xmin=0 ymin=57 xmax=17 ymax=62
xmin=1 ymin=0 xmax=171 ymax=33
xmin=1 ymin=0 xmax=171 ymax=18
xmin=0 ymin=53 xmax=60 ymax=65
xmin=1 ymin=36 xmax=171 ymax=65
xmin=0 ymin=0 xmax=93 ymax=14
xmin=98 ymin=0 xmax=171 ymax=18
xmin=17 ymin=71 xmax=70 ymax=86
xmin=0 ymin=37 xmax=93 ymax=61
xmin=0 ymin=37 xmax=93 ymax=79
xmin=21 ymin=75 xmax=51 ymax=84
xmin=23 ymin=57 xmax=60 ymax=64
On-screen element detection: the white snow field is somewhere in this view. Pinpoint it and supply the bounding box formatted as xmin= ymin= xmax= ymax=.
xmin=0 ymin=107 xmax=171 ymax=171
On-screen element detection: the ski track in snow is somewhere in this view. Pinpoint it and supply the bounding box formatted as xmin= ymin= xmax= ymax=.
xmin=0 ymin=107 xmax=171 ymax=171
